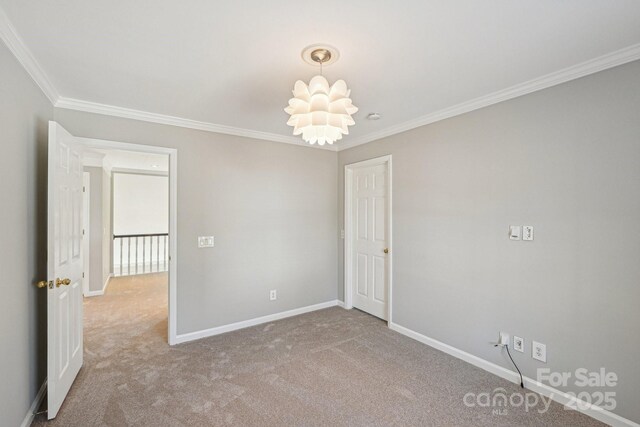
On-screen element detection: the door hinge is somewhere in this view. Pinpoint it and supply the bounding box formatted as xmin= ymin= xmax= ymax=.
xmin=83 ymin=186 xmax=86 ymax=192
xmin=83 ymin=229 xmax=85 ymax=235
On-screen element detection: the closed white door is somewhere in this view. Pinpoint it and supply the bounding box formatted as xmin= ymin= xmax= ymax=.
xmin=351 ymin=163 xmax=389 ymax=320
xmin=47 ymin=121 xmax=84 ymax=419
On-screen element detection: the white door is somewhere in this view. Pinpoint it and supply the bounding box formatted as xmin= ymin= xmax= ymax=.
xmin=47 ymin=121 xmax=84 ymax=419
xmin=351 ymin=162 xmax=390 ymax=320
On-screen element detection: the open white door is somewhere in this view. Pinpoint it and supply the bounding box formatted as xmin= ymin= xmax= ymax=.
xmin=47 ymin=121 xmax=84 ymax=419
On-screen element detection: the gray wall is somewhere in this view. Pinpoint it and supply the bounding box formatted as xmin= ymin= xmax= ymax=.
xmin=83 ymin=166 xmax=104 ymax=292
xmin=53 ymin=108 xmax=339 ymax=335
xmin=338 ymin=60 xmax=640 ymax=423
xmin=0 ymin=42 xmax=51 ymax=425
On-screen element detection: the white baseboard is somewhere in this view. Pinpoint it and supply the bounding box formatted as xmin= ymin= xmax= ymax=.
xmin=336 ymin=300 xmax=345 ymax=308
xmin=20 ymin=379 xmax=47 ymax=427
xmin=389 ymin=322 xmax=638 ymax=427
xmin=174 ymin=300 xmax=341 ymax=344
xmin=85 ymin=290 xmax=104 ymax=297
xmin=113 ymin=264 xmax=169 ymax=276
xmin=84 ymin=273 xmax=112 ymax=297
xmin=103 ymin=273 xmax=112 ymax=292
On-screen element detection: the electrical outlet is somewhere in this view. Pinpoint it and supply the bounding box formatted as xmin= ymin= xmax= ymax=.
xmin=340 ymin=229 xmax=345 ymax=239
xmin=269 ymin=290 xmax=277 ymax=301
xmin=532 ymin=341 xmax=546 ymax=362
xmin=498 ymin=332 xmax=510 ymax=346
xmin=513 ymin=336 xmax=524 ymax=352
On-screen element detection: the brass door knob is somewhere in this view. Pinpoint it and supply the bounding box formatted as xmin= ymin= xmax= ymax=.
xmin=383 ymin=248 xmax=389 ymax=254
xmin=56 ymin=278 xmax=71 ymax=288
xmin=36 ymin=280 xmax=50 ymax=289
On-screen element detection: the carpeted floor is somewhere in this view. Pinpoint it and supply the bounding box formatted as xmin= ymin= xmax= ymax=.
xmin=33 ymin=273 xmax=602 ymax=426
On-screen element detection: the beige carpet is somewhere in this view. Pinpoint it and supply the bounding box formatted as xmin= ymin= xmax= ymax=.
xmin=33 ymin=273 xmax=602 ymax=426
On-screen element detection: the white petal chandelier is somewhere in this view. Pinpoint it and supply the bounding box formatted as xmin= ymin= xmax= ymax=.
xmin=285 ymin=47 xmax=358 ymax=146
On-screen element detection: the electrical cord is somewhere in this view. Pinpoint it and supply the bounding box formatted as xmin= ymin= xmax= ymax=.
xmin=505 ymin=344 xmax=525 ymax=389
xmin=494 ymin=342 xmax=524 ymax=388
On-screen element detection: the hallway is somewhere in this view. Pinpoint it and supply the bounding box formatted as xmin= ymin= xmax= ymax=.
xmin=84 ymin=273 xmax=169 ymax=350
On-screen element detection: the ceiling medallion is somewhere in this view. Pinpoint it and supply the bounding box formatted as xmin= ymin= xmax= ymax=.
xmin=285 ymin=45 xmax=358 ymax=146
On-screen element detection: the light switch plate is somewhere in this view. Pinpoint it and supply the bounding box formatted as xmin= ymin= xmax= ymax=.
xmin=198 ymin=236 xmax=215 ymax=248
xmin=509 ymin=226 xmax=521 ymax=240
xmin=523 ymin=226 xmax=534 ymax=241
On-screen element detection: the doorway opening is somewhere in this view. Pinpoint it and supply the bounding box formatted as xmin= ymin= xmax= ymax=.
xmin=46 ymin=122 xmax=179 ymax=419
xmin=79 ymin=137 xmax=178 ymax=345
xmin=344 ymin=155 xmax=393 ymax=323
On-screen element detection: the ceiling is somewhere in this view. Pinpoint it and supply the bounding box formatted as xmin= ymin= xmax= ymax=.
xmin=2 ymin=1 xmax=640 ymax=150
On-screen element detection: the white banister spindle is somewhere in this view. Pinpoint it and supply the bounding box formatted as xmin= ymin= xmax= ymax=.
xmin=113 ymin=233 xmax=168 ymax=277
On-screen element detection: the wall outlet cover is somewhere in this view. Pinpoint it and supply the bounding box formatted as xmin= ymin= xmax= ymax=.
xmin=532 ymin=341 xmax=547 ymax=362
xmin=269 ymin=290 xmax=277 ymax=301
xmin=523 ymin=226 xmax=534 ymax=241
xmin=499 ymin=332 xmax=510 ymax=346
xmin=509 ymin=225 xmax=521 ymax=240
xmin=513 ymin=336 xmax=524 ymax=352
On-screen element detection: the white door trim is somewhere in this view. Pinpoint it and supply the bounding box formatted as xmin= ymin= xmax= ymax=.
xmin=344 ymin=155 xmax=393 ymax=323
xmin=77 ymin=137 xmax=179 ymax=345
xmin=82 ymin=172 xmax=90 ymax=296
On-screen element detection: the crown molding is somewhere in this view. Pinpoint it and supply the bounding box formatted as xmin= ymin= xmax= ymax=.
xmin=0 ymin=6 xmax=59 ymax=104
xmin=0 ymin=4 xmax=333 ymax=151
xmin=2 ymin=1 xmax=637 ymax=154
xmin=55 ymin=97 xmax=338 ymax=151
xmin=337 ymin=43 xmax=640 ymax=151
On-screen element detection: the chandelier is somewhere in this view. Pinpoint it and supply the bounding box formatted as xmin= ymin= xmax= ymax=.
xmin=285 ymin=46 xmax=358 ymax=146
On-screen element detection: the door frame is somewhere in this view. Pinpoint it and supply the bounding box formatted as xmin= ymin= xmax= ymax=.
xmin=344 ymin=155 xmax=393 ymax=323
xmin=77 ymin=137 xmax=179 ymax=345
xmin=82 ymin=172 xmax=90 ymax=296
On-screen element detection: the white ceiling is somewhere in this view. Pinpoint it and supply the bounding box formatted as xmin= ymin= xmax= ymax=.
xmin=2 ymin=1 xmax=640 ymax=149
